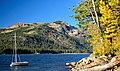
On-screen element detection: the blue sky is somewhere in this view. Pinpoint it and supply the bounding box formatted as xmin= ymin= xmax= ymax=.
xmin=0 ymin=0 xmax=80 ymax=28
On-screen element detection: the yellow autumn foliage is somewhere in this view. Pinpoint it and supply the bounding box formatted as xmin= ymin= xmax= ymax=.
xmin=97 ymin=0 xmax=120 ymax=56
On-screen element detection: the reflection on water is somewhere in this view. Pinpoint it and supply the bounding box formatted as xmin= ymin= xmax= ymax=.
xmin=11 ymin=66 xmax=19 ymax=71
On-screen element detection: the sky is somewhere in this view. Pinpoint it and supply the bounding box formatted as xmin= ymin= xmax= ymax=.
xmin=0 ymin=0 xmax=80 ymax=28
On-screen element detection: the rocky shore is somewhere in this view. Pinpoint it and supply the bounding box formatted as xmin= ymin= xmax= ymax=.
xmin=66 ymin=54 xmax=120 ymax=71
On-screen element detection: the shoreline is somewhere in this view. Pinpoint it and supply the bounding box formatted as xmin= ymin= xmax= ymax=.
xmin=0 ymin=53 xmax=90 ymax=55
xmin=60 ymin=53 xmax=90 ymax=54
xmin=66 ymin=54 xmax=120 ymax=71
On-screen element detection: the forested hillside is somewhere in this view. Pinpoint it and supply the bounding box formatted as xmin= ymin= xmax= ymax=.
xmin=0 ymin=21 xmax=91 ymax=54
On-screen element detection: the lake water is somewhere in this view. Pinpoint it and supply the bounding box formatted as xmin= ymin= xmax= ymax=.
xmin=0 ymin=54 xmax=90 ymax=71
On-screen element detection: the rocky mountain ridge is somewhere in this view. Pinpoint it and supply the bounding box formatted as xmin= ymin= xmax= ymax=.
xmin=2 ymin=20 xmax=84 ymax=38
xmin=0 ymin=20 xmax=91 ymax=54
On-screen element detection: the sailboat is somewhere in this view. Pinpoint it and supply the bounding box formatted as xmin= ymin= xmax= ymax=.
xmin=10 ymin=32 xmax=29 ymax=67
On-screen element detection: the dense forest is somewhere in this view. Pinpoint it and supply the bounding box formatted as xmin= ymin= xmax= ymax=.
xmin=73 ymin=0 xmax=120 ymax=56
xmin=0 ymin=21 xmax=92 ymax=54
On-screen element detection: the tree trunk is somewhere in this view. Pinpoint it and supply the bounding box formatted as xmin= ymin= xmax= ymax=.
xmin=91 ymin=0 xmax=104 ymax=43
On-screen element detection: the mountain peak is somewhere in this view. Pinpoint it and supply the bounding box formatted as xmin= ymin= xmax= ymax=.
xmin=53 ymin=20 xmax=66 ymax=24
xmin=1 ymin=21 xmax=83 ymax=38
xmin=7 ymin=22 xmax=30 ymax=29
xmin=0 ymin=21 xmax=91 ymax=54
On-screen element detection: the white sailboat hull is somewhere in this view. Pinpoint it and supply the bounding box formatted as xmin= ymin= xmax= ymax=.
xmin=10 ymin=62 xmax=29 ymax=67
xmin=10 ymin=33 xmax=29 ymax=67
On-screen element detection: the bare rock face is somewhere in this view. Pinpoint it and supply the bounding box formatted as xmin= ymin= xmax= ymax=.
xmin=66 ymin=54 xmax=120 ymax=71
xmin=68 ymin=29 xmax=79 ymax=36
xmin=1 ymin=23 xmax=30 ymax=33
xmin=47 ymin=21 xmax=82 ymax=38
xmin=48 ymin=23 xmax=61 ymax=31
xmin=1 ymin=21 xmax=86 ymax=40
xmin=7 ymin=22 xmax=30 ymax=29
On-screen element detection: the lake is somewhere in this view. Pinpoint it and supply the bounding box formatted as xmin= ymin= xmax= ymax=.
xmin=0 ymin=54 xmax=90 ymax=71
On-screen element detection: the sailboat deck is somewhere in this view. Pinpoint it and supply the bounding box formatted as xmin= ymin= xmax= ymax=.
xmin=10 ymin=61 xmax=29 ymax=66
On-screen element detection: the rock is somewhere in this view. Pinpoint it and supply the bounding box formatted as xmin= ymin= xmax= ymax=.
xmin=80 ymin=58 xmax=88 ymax=65
xmin=94 ymin=55 xmax=109 ymax=65
xmin=66 ymin=54 xmax=120 ymax=71
xmin=71 ymin=62 xmax=77 ymax=66
xmin=7 ymin=23 xmax=30 ymax=29
xmin=108 ymin=54 xmax=112 ymax=60
xmin=66 ymin=62 xmax=73 ymax=69
xmin=99 ymin=55 xmax=108 ymax=61
xmin=89 ymin=54 xmax=94 ymax=58
xmin=111 ymin=56 xmax=118 ymax=62
xmin=115 ymin=66 xmax=120 ymax=71
xmin=99 ymin=55 xmax=107 ymax=59
xmin=77 ymin=55 xmax=96 ymax=68
xmin=66 ymin=62 xmax=77 ymax=69
xmin=66 ymin=63 xmax=70 ymax=66
xmin=108 ymin=54 xmax=112 ymax=58
xmin=78 ymin=59 xmax=83 ymax=63
xmin=67 ymin=65 xmax=73 ymax=69
xmin=87 ymin=57 xmax=94 ymax=63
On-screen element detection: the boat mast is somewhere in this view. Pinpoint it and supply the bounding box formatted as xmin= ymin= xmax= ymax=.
xmin=14 ymin=32 xmax=17 ymax=62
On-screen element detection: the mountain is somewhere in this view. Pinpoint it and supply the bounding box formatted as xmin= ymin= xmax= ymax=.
xmin=0 ymin=20 xmax=91 ymax=54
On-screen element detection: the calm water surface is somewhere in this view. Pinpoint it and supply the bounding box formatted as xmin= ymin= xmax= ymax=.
xmin=0 ymin=54 xmax=90 ymax=71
